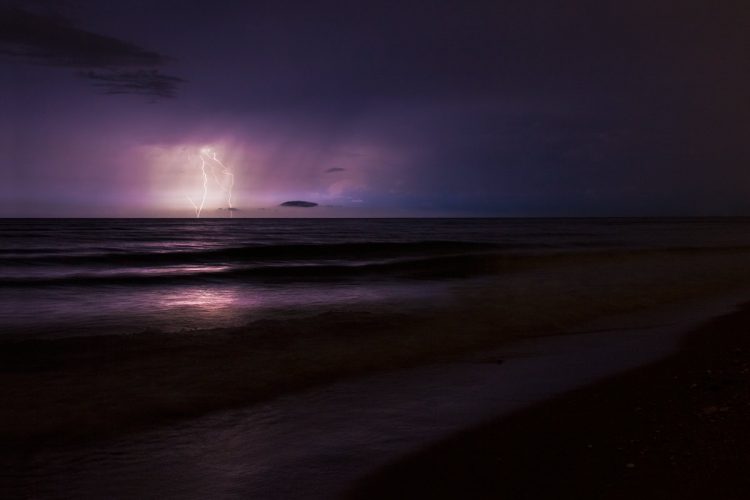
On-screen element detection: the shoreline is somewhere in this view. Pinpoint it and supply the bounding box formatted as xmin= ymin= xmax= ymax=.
xmin=2 ymin=294 xmax=746 ymax=498
xmin=3 ymin=281 xmax=745 ymax=452
xmin=347 ymin=300 xmax=750 ymax=499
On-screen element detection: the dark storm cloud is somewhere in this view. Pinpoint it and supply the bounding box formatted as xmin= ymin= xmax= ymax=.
xmin=0 ymin=4 xmax=183 ymax=98
xmin=81 ymin=70 xmax=184 ymax=99
xmin=325 ymin=167 xmax=346 ymax=173
xmin=230 ymin=1 xmax=746 ymax=115
xmin=5 ymin=0 xmax=750 ymax=216
xmin=171 ymin=0 xmax=750 ymax=213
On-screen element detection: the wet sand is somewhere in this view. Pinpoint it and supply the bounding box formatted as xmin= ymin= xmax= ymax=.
xmin=1 ymin=296 xmax=744 ymax=498
xmin=348 ymin=302 xmax=750 ymax=500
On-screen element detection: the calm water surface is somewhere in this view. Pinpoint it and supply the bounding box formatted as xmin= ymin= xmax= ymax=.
xmin=2 ymin=217 xmax=750 ymax=337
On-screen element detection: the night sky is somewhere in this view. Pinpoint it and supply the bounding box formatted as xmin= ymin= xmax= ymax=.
xmin=2 ymin=0 xmax=749 ymax=217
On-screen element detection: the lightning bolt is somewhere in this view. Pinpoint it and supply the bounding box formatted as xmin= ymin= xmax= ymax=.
xmin=209 ymin=151 xmax=235 ymax=217
xmin=187 ymin=147 xmax=235 ymax=218
xmin=186 ymin=154 xmax=208 ymax=218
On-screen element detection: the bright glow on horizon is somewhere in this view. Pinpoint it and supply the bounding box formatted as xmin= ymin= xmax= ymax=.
xmin=138 ymin=136 xmax=397 ymax=217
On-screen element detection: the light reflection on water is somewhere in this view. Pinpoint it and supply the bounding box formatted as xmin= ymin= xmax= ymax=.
xmin=0 ymin=281 xmax=446 ymax=338
xmin=158 ymin=287 xmax=243 ymax=311
xmin=153 ymin=287 xmax=248 ymax=330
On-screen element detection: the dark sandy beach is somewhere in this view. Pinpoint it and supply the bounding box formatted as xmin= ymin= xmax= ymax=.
xmin=348 ymin=302 xmax=750 ymax=499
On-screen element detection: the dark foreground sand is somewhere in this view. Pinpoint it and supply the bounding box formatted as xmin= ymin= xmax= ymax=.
xmin=348 ymin=303 xmax=750 ymax=500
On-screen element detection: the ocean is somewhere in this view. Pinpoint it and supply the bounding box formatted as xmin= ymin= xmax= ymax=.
xmin=5 ymin=217 xmax=750 ymax=498
xmin=3 ymin=217 xmax=750 ymax=339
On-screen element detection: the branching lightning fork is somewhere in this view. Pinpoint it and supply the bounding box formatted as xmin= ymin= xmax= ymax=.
xmin=187 ymin=147 xmax=235 ymax=218
xmin=186 ymin=153 xmax=208 ymax=218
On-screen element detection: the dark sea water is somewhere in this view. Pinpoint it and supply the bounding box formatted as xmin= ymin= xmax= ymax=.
xmin=5 ymin=218 xmax=750 ymax=499
xmin=3 ymin=217 xmax=750 ymax=338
